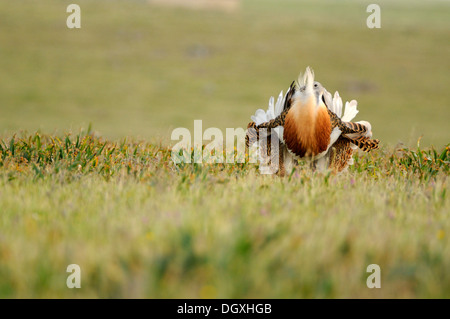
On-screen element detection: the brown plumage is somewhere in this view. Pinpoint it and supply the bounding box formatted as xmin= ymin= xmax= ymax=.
xmin=284 ymin=95 xmax=332 ymax=158
xmin=328 ymin=136 xmax=354 ymax=173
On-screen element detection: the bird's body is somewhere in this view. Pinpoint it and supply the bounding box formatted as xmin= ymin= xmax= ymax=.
xmin=246 ymin=66 xmax=379 ymax=175
xmin=283 ymin=93 xmax=331 ymax=159
xmin=269 ymin=67 xmax=341 ymax=163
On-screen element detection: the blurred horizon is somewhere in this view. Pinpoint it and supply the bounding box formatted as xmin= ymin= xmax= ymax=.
xmin=0 ymin=0 xmax=449 ymax=147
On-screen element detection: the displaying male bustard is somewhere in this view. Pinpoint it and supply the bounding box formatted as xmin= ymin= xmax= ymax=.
xmin=246 ymin=66 xmax=379 ymax=175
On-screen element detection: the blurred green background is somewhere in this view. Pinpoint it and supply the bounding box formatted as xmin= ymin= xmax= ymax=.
xmin=0 ymin=0 xmax=449 ymax=147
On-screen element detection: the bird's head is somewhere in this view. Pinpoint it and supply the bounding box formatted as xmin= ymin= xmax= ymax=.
xmin=312 ymin=81 xmax=327 ymax=107
xmin=296 ymin=67 xmax=328 ymax=108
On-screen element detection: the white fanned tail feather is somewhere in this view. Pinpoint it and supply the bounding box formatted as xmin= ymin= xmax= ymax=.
xmin=250 ymin=89 xmax=288 ymax=142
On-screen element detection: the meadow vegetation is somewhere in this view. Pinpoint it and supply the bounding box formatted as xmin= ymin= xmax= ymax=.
xmin=0 ymin=0 xmax=449 ymax=146
xmin=0 ymin=131 xmax=448 ymax=298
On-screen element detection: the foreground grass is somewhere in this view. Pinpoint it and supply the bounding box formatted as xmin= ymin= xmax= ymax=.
xmin=0 ymin=131 xmax=448 ymax=298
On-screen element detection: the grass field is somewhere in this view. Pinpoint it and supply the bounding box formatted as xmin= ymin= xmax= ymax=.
xmin=0 ymin=0 xmax=449 ymax=298
xmin=0 ymin=132 xmax=448 ymax=298
xmin=1 ymin=0 xmax=449 ymax=146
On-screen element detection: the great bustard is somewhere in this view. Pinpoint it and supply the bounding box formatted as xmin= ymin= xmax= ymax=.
xmin=246 ymin=66 xmax=379 ymax=175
